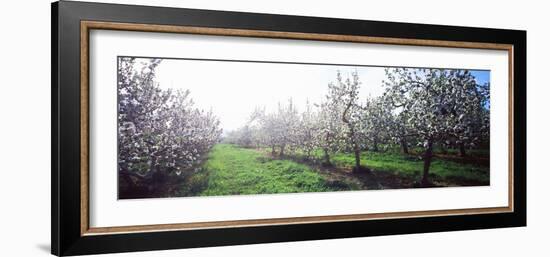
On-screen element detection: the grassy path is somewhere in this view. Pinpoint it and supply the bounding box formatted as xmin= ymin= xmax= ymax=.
xmin=177 ymin=144 xmax=489 ymax=197
xmin=194 ymin=144 xmax=356 ymax=196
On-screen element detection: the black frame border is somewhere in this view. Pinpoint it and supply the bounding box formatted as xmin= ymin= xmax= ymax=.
xmin=52 ymin=1 xmax=526 ymax=256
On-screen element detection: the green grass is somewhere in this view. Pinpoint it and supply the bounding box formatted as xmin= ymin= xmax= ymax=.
xmin=408 ymin=146 xmax=490 ymax=157
xmin=262 ymin=146 xmax=488 ymax=185
xmin=188 ymin=144 xmax=352 ymax=196
xmin=329 ymin=151 xmax=489 ymax=185
xmin=175 ymin=144 xmax=489 ymax=197
xmin=260 ymin=146 xmax=489 ymax=186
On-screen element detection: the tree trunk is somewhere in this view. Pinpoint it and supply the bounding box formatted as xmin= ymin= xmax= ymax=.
xmin=458 ymin=142 xmax=466 ymax=157
xmin=372 ymin=138 xmax=379 ymax=152
xmin=271 ymin=145 xmax=276 ymax=156
xmin=341 ymin=102 xmax=366 ymax=172
xmin=421 ymin=140 xmax=433 ymax=186
xmin=118 ymin=170 xmax=149 ymax=199
xmin=323 ymin=148 xmax=331 ymax=166
xmin=280 ymin=144 xmax=285 ymax=157
xmin=120 ymin=172 xmax=137 ymax=189
xmin=353 ymin=142 xmax=361 ymax=171
xmin=440 ymin=143 xmax=448 ymax=154
xmin=400 ymin=137 xmax=409 ymax=154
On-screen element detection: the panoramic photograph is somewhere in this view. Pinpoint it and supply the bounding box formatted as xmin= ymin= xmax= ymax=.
xmin=117 ymin=57 xmax=490 ymax=199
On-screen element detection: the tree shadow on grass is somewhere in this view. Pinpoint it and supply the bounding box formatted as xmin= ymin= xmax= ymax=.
xmin=263 ymin=154 xmax=387 ymax=190
xmin=263 ymin=152 xmax=488 ymax=191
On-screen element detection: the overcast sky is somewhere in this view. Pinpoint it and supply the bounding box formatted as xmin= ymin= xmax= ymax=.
xmin=150 ymin=58 xmax=489 ymax=132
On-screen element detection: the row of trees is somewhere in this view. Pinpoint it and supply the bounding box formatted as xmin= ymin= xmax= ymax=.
xmin=118 ymin=58 xmax=222 ymax=197
xmin=226 ymin=69 xmax=489 ymax=185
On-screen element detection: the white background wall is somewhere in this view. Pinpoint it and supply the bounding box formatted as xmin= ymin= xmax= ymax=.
xmin=0 ymin=0 xmax=547 ymax=256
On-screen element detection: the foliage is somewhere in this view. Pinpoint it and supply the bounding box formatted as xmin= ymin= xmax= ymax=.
xmin=382 ymin=68 xmax=490 ymax=184
xmin=227 ymin=68 xmax=490 ymax=184
xmin=117 ymin=57 xmax=222 ymax=198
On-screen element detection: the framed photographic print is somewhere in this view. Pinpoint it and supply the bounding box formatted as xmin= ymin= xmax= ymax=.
xmin=51 ymin=1 xmax=526 ymax=256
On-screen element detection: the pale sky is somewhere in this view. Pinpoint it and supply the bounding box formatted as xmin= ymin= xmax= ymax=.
xmin=154 ymin=58 xmax=388 ymax=132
